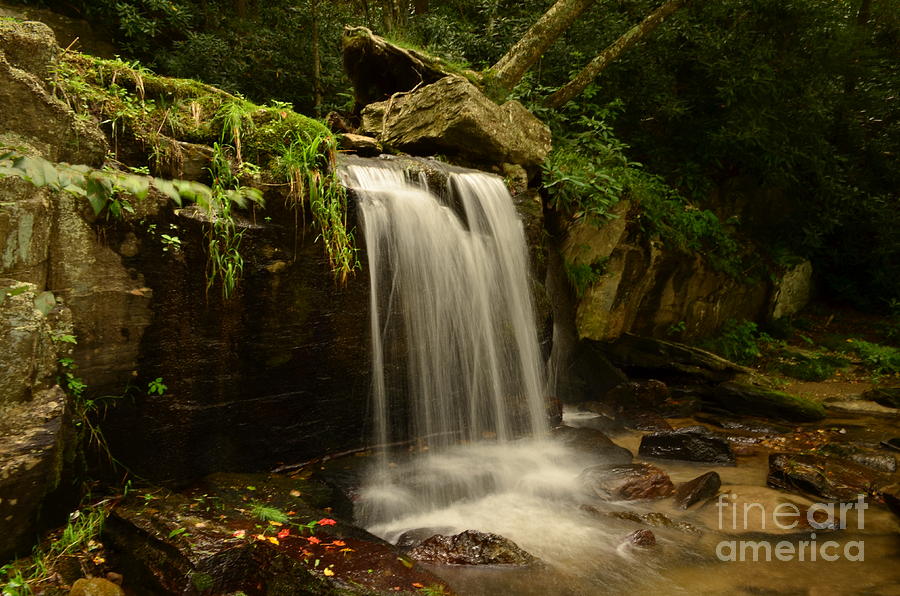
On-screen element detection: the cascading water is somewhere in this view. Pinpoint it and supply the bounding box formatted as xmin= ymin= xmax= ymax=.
xmin=338 ymin=158 xmax=674 ymax=594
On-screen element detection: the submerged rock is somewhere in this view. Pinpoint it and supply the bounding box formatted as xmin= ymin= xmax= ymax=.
xmin=407 ymin=530 xmax=536 ymax=566
xmin=674 ymin=471 xmax=722 ymax=509
xmin=579 ymin=463 xmax=675 ymax=501
xmin=551 ymin=425 xmax=633 ymax=464
xmin=603 ymin=510 xmax=701 ymax=535
xmin=639 ymin=429 xmax=736 ymax=465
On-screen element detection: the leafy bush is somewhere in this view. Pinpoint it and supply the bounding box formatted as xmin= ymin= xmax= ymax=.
xmin=703 ymin=319 xmax=775 ymax=365
xmin=842 ymin=340 xmax=900 ymax=376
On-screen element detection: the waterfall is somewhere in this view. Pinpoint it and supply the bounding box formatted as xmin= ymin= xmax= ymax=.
xmin=339 ymin=158 xmax=549 ymax=521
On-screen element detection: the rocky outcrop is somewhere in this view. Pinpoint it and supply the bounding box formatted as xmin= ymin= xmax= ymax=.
xmin=104 ymin=473 xmax=449 ymax=595
xmin=561 ymin=206 xmax=810 ymax=341
xmin=359 ymin=75 xmax=551 ymax=167
xmin=0 ymin=20 xmax=107 ymax=165
xmin=0 ymin=280 xmax=75 ymax=559
xmin=551 ymin=426 xmax=633 ymax=464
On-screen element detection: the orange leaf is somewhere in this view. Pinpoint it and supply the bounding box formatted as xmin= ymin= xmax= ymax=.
xmin=277 ymin=528 xmax=290 ymax=539
xmin=317 ymin=518 xmax=337 ymax=526
xmin=332 ymin=540 xmax=346 ymax=546
xmin=307 ymin=536 xmax=321 ymax=544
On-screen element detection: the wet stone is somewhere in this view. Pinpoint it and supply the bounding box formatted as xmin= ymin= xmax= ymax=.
xmin=579 ymin=463 xmax=675 ymax=501
xmin=407 ymin=530 xmax=537 ymax=566
xmin=767 ymin=453 xmax=887 ymax=502
xmin=674 ymin=471 xmax=722 ymax=509
xmin=68 ymin=578 xmax=124 ymax=596
xmin=604 ymin=510 xmax=701 ymax=535
xmin=638 ymin=429 xmax=736 ymax=465
xmin=625 ymin=529 xmax=656 ymax=548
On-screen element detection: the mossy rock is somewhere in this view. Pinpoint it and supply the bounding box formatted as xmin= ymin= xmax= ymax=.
xmin=712 ymin=381 xmax=826 ymax=422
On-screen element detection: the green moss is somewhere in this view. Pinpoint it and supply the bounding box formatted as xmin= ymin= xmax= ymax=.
xmin=244 ymin=110 xmax=330 ymax=167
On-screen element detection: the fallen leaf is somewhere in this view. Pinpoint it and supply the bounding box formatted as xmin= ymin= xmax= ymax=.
xmin=268 ymin=521 xmax=283 ymax=526
xmin=339 ymin=548 xmax=355 ymax=553
xmin=289 ymin=490 xmax=302 ymax=497
xmin=277 ymin=528 xmax=290 ymax=539
xmin=317 ymin=518 xmax=337 ymax=526
xmin=307 ymin=536 xmax=321 ymax=545
xmin=412 ymin=583 xmax=425 ymax=589
xmin=267 ymin=537 xmax=280 ymax=545
xmin=332 ymin=540 xmax=346 ymax=547
xmin=232 ymin=530 xmax=246 ymax=539
xmin=323 ymin=568 xmax=335 ymax=577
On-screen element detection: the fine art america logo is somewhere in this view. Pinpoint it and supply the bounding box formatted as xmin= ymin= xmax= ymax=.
xmin=715 ymin=494 xmax=867 ymax=562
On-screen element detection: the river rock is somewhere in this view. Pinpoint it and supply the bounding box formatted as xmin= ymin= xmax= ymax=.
xmin=625 ymin=529 xmax=655 ymax=548
xmin=360 ymin=75 xmax=551 ymax=167
xmin=674 ymin=471 xmax=722 ymax=509
xmin=767 ymin=453 xmax=886 ymax=502
xmin=551 ymin=426 xmax=633 ymax=464
xmin=396 ymin=527 xmax=454 ymax=549
xmin=579 ymin=463 xmax=675 ymax=501
xmin=68 ymin=578 xmax=124 ymax=596
xmin=639 ymin=429 xmax=736 ymax=465
xmin=407 ymin=530 xmax=536 ymax=566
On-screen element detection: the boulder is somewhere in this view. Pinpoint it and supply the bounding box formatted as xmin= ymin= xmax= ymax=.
xmin=407 ymin=530 xmax=536 ymax=566
xmin=579 ymin=463 xmax=675 ymax=501
xmin=673 ymin=471 xmax=722 ymax=509
xmin=639 ymin=429 xmax=736 ymax=465
xmin=68 ymin=578 xmax=124 ymax=596
xmin=342 ymin=26 xmax=448 ymax=107
xmin=359 ymin=75 xmax=551 ymax=167
xmin=338 ymin=133 xmax=381 ymax=156
xmin=767 ymin=453 xmax=887 ymax=502
xmin=768 ymin=259 xmax=813 ymax=320
xmin=103 ymin=473 xmax=449 ymax=595
xmin=551 ymin=426 xmax=633 ymax=464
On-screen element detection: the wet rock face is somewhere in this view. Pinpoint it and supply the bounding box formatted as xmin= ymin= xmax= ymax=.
xmin=767 ymin=453 xmax=887 ymax=502
xmin=104 ymin=473 xmax=449 ymax=596
xmin=407 ymin=530 xmax=536 ymax=566
xmin=639 ymin=429 xmax=736 ymax=465
xmin=674 ymin=471 xmax=722 ymax=509
xmin=579 ymin=463 xmax=675 ymax=501
xmin=0 ymin=280 xmax=76 ymax=560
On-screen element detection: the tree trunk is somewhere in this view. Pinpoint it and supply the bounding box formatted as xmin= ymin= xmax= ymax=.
xmin=544 ymin=0 xmax=687 ymax=109
xmin=312 ymin=0 xmax=323 ymax=116
xmin=490 ymin=0 xmax=596 ymax=94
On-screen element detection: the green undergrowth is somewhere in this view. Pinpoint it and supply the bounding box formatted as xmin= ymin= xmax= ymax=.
xmin=1 ymin=504 xmax=107 ymax=596
xmin=701 ymin=317 xmax=899 ymax=384
xmin=42 ymin=51 xmax=357 ymax=285
xmin=535 ymin=95 xmax=750 ymax=280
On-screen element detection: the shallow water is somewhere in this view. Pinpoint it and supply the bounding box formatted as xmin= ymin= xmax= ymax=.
xmin=348 ymin=410 xmax=900 ymax=596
